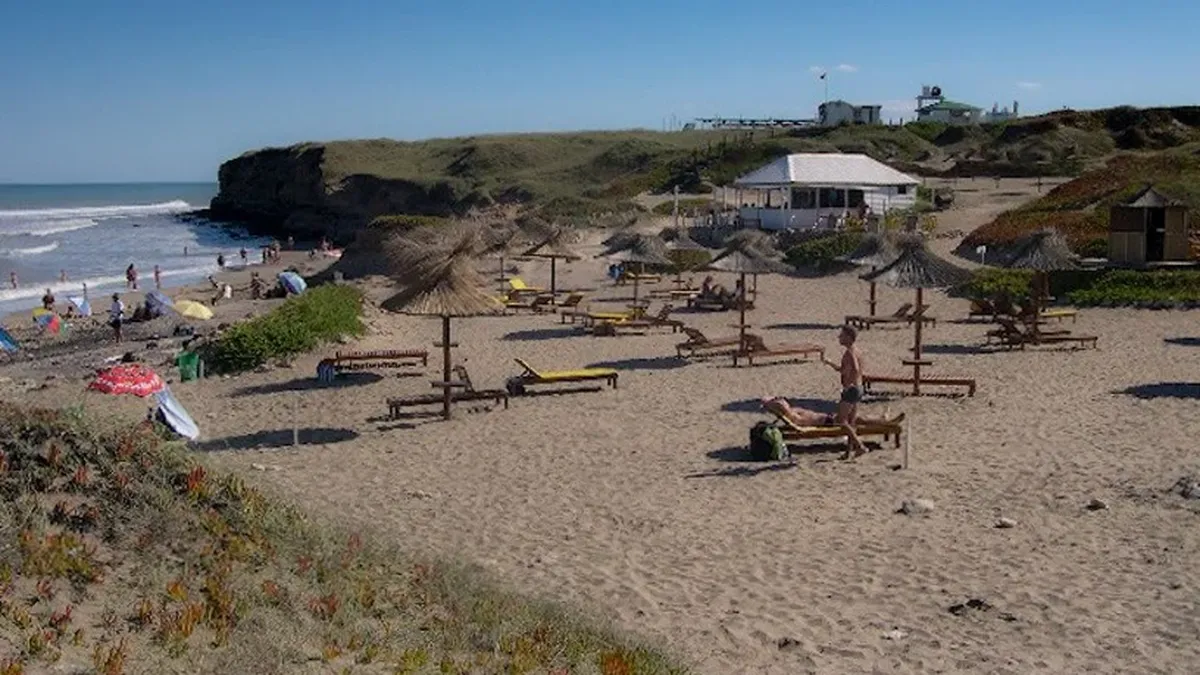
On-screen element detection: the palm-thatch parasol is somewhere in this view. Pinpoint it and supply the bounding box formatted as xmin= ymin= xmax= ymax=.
xmin=480 ymin=222 xmax=524 ymax=296
xmin=721 ymin=229 xmax=781 ymax=299
xmin=839 ymin=233 xmax=900 ymax=317
xmin=520 ymin=226 xmax=581 ymax=300
xmin=382 ymin=225 xmax=504 ymax=420
xmin=598 ymin=233 xmax=674 ymax=306
xmin=1001 ymin=228 xmax=1079 ymax=327
xmin=661 ymin=227 xmax=711 ymax=287
xmin=862 ymin=235 xmax=972 ymax=393
xmin=706 ymin=247 xmax=791 ymax=365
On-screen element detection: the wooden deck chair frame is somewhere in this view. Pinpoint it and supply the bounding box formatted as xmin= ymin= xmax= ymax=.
xmin=509 ymin=358 xmax=619 ymax=393
xmin=737 ymin=336 xmax=824 ymax=366
xmin=335 ymin=349 xmax=428 ymax=368
xmin=863 ymin=374 xmax=977 ymax=397
xmin=386 ymin=365 xmax=509 ymax=418
xmin=769 ymin=410 xmax=904 ymax=449
xmin=675 ymin=327 xmax=744 ymax=358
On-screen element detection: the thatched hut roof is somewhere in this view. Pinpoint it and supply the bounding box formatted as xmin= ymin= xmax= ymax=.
xmin=1003 ymin=228 xmax=1080 ymax=272
xmin=861 ymin=235 xmax=972 ymax=289
xmin=521 ymin=226 xmax=582 ymax=260
xmin=722 ymin=229 xmax=780 ymax=259
xmin=601 ymin=233 xmax=674 ymax=266
xmin=661 ymin=227 xmax=707 ymax=251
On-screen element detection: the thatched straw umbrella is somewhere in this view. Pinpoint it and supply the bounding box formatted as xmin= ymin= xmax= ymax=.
xmin=862 ymin=235 xmax=972 ymax=393
xmin=480 ymin=223 xmax=524 ymax=296
xmin=721 ymin=229 xmax=781 ymax=299
xmin=599 ymin=233 xmax=674 ymax=306
xmin=1002 ymin=228 xmax=1079 ymax=328
xmin=382 ymin=226 xmax=504 ymax=420
xmin=520 ymin=227 xmax=581 ymax=301
xmin=661 ymin=227 xmax=711 ymax=287
xmin=706 ymin=248 xmax=791 ymax=365
xmin=839 ymin=233 xmax=900 ymax=317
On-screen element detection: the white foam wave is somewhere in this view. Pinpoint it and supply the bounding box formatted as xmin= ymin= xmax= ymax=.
xmin=0 ymin=201 xmax=194 ymax=237
xmin=0 ymin=241 xmax=59 ymax=257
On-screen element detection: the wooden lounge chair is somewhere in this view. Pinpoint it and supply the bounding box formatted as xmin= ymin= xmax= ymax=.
xmin=737 ymin=335 xmax=824 ymax=366
xmin=845 ymin=303 xmax=934 ymax=330
xmin=562 ymin=305 xmax=643 ymax=326
xmin=617 ymin=271 xmax=662 ymax=286
xmin=386 ymin=365 xmax=508 ymax=418
xmin=548 ymin=293 xmax=584 ymax=313
xmin=598 ymin=305 xmax=685 ymax=335
xmin=863 ymin=373 xmax=977 ymax=397
xmin=332 ymin=349 xmax=428 ymax=371
xmin=988 ymin=318 xmax=1096 ymax=350
xmin=769 ymin=409 xmax=905 ymax=449
xmin=675 ymin=327 xmax=745 ymax=358
xmin=506 ymin=294 xmax=553 ymax=313
xmin=506 ymin=358 xmax=618 ymax=394
xmin=1039 ymin=308 xmax=1078 ymax=323
xmin=691 ymin=296 xmax=754 ymax=312
xmin=508 ymin=277 xmax=544 ymax=295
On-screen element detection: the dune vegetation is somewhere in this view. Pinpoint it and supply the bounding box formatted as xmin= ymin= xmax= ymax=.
xmin=0 ymin=403 xmax=685 ymax=674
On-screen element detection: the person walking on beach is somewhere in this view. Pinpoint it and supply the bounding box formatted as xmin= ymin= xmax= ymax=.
xmin=125 ymin=264 xmax=138 ymax=290
xmin=8 ymin=271 xmax=16 ymax=289
xmin=239 ymin=247 xmax=248 ymax=265
xmin=820 ymin=325 xmax=868 ymax=460
xmin=109 ymin=293 xmax=125 ymax=343
xmin=59 ymin=269 xmax=67 ymax=283
xmin=153 ymin=265 xmax=162 ymax=290
xmin=217 ymin=253 xmax=225 ymax=269
xmin=41 ymin=288 xmax=55 ymax=312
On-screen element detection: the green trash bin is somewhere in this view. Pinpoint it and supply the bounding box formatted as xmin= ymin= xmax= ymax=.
xmin=176 ymin=351 xmax=202 ymax=382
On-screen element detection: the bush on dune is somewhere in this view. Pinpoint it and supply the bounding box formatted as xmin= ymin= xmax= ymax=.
xmin=0 ymin=403 xmax=685 ymax=674
xmin=784 ymin=232 xmax=863 ymax=273
xmin=201 ymin=285 xmax=366 ymax=373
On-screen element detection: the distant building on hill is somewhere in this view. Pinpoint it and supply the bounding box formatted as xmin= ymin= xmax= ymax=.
xmin=819 ymin=100 xmax=883 ymax=127
xmin=914 ymin=85 xmax=1019 ymax=125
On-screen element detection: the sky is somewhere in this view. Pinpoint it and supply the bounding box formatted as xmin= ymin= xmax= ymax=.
xmin=1 ymin=0 xmax=1197 ymax=183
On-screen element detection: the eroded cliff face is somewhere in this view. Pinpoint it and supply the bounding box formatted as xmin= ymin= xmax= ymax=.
xmin=208 ymin=144 xmax=478 ymax=243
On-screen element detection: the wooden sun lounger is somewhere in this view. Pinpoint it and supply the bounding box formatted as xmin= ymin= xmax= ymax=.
xmin=675 ymin=327 xmax=744 ymax=358
xmin=506 ymin=294 xmax=553 ymax=312
xmin=770 ymin=410 xmax=905 ymax=448
xmin=506 ymin=358 xmax=618 ymax=394
xmin=863 ymin=374 xmax=977 ymax=397
xmin=737 ymin=336 xmax=824 ymax=366
xmin=846 ymin=304 xmax=935 ymax=330
xmin=597 ymin=305 xmax=684 ymax=335
xmin=562 ymin=306 xmax=641 ymax=326
xmin=987 ymin=318 xmax=1095 ymax=350
xmin=386 ymin=366 xmax=508 ymax=418
xmin=617 ymin=272 xmax=662 ymax=285
xmin=690 ymin=297 xmax=754 ymax=312
xmin=1039 ymin=308 xmax=1078 ymax=323
xmin=334 ymin=349 xmax=428 ymax=368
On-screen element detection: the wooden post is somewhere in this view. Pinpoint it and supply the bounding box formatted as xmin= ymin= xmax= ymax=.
xmin=735 ymin=272 xmax=748 ymax=366
xmin=912 ymin=287 xmax=924 ymax=395
xmin=498 ymin=254 xmax=506 ymax=296
xmin=902 ymin=419 xmax=911 ymax=469
xmin=868 ymin=277 xmax=877 ymax=317
xmin=550 ymin=257 xmax=557 ymax=300
xmin=441 ymin=316 xmax=452 ymax=420
xmin=292 ymin=392 xmax=300 ymax=446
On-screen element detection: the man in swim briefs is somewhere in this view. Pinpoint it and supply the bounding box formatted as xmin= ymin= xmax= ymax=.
xmin=822 ymin=325 xmax=868 ymax=459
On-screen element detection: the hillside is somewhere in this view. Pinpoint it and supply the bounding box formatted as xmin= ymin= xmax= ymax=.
xmin=207 ymin=106 xmax=1200 ymax=241
xmin=960 ymin=144 xmax=1200 ymax=254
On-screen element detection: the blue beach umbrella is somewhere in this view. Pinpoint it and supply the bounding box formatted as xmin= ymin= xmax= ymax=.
xmin=0 ymin=327 xmax=18 ymax=354
xmin=278 ymin=271 xmax=307 ymax=295
xmin=146 ymin=290 xmax=174 ymax=317
xmin=67 ymin=296 xmax=91 ymax=317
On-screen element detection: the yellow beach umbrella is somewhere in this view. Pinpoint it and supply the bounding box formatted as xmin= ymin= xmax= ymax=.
xmin=175 ymin=300 xmax=214 ymax=320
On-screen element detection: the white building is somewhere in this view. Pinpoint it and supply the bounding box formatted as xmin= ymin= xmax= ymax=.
xmin=914 ymin=85 xmax=1019 ymax=125
xmin=731 ymin=153 xmax=919 ymax=231
xmin=819 ymin=100 xmax=882 ymax=127
xmin=983 ymin=101 xmax=1020 ymax=123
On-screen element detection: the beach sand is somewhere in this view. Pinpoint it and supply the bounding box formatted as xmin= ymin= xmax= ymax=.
xmin=6 ymin=180 xmax=1200 ymax=674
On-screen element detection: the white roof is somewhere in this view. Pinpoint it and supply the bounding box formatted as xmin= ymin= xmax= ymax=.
xmin=733 ymin=153 xmax=919 ymax=188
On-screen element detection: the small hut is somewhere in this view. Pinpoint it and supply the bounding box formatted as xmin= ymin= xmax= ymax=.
xmin=1108 ymin=187 xmax=1191 ymax=265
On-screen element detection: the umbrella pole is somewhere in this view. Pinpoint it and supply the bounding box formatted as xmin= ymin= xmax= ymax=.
xmin=869 ymin=280 xmax=877 ymax=317
xmin=752 ymin=273 xmax=758 ymax=301
xmin=441 ymin=316 xmax=452 ymax=421
xmin=550 ymin=258 xmax=558 ymax=301
xmin=912 ymin=287 xmax=924 ymax=396
xmin=633 ymin=263 xmax=641 ymax=308
xmin=498 ymin=254 xmax=506 ymax=297
xmin=736 ymin=272 xmax=748 ymax=366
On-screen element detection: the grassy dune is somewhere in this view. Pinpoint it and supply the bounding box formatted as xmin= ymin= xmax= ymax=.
xmin=0 ymin=404 xmax=684 ymax=674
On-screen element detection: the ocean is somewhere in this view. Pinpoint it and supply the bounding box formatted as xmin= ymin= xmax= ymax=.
xmin=0 ymin=183 xmax=272 ymax=316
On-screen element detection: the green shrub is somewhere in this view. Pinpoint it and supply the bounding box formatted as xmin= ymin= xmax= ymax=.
xmin=667 ymin=248 xmax=713 ymax=273
xmin=1067 ymin=269 xmax=1200 ymax=306
xmin=954 ymin=269 xmax=1035 ymax=301
xmin=1078 ymin=238 xmax=1108 ymax=258
xmin=201 ymin=285 xmax=365 ymax=373
xmin=368 ymin=214 xmax=452 ymax=232
xmin=784 ymin=233 xmax=863 ymax=273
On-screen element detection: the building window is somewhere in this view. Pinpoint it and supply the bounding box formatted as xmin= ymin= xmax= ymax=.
xmin=818 ymin=188 xmax=846 ymax=209
xmin=897 ymin=185 xmax=908 ymax=195
xmin=848 ymin=190 xmax=864 ymax=207
xmin=791 ymin=188 xmax=816 ymax=209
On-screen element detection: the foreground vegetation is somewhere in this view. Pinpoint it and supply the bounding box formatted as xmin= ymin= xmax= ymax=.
xmin=199 ymin=284 xmax=366 ymax=373
xmin=962 ymin=144 xmax=1200 ymax=252
xmin=0 ymin=403 xmax=685 ymax=674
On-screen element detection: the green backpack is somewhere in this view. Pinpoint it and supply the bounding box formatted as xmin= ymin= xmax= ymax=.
xmin=749 ymin=422 xmax=789 ymax=461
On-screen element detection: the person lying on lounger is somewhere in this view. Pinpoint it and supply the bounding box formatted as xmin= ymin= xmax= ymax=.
xmin=760 ymin=397 xmax=901 ymax=429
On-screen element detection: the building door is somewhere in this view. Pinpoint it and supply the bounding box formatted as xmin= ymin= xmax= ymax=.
xmin=1145 ymin=208 xmax=1166 ymax=262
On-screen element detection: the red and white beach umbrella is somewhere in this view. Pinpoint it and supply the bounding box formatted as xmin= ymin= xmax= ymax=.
xmin=88 ymin=364 xmax=166 ymax=398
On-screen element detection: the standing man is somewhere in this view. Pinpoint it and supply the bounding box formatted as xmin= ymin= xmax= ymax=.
xmin=109 ymin=293 xmax=125 ymax=343
xmin=153 ymin=265 xmax=162 ymax=290
xmin=821 ymin=325 xmax=868 ymax=459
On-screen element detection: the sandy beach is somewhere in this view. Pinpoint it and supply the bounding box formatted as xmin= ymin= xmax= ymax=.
xmin=5 ymin=180 xmax=1200 ymax=674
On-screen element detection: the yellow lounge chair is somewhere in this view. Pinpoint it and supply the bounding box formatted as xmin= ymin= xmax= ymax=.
xmin=509 ymin=278 xmax=544 ymax=294
xmin=506 ymin=358 xmax=619 ymax=394
xmin=1039 ymin=308 xmax=1077 ymax=323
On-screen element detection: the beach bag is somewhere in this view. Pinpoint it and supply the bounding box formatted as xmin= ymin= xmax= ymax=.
xmin=176 ymin=351 xmax=201 ymax=382
xmin=749 ymin=422 xmax=789 ymax=461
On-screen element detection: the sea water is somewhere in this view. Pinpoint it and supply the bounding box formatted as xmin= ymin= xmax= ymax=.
xmin=0 ymin=183 xmax=271 ymax=316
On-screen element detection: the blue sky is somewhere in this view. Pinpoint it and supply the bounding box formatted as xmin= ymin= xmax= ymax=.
xmin=1 ymin=0 xmax=1196 ymax=183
